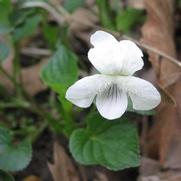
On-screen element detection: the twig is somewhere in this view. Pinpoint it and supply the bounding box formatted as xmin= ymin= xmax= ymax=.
xmin=22 ymin=1 xmax=96 ymax=30
xmin=56 ymin=5 xmax=71 ymax=22
xmin=56 ymin=5 xmax=96 ymax=28
xmin=22 ymin=1 xmax=64 ymax=26
xmin=21 ymin=47 xmax=52 ymax=57
xmin=122 ymin=35 xmax=181 ymax=68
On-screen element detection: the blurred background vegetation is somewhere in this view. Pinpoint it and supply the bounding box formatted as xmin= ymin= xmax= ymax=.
xmin=0 ymin=0 xmax=181 ymax=181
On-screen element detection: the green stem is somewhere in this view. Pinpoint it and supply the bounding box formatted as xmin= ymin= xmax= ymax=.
xmin=0 ymin=64 xmax=19 ymax=88
xmin=56 ymin=100 xmax=75 ymax=137
xmin=0 ymin=101 xmax=29 ymax=109
xmin=30 ymin=122 xmax=48 ymax=143
xmin=0 ymin=64 xmax=62 ymax=134
xmin=25 ymin=95 xmax=63 ymax=134
xmin=14 ymin=47 xmax=25 ymax=97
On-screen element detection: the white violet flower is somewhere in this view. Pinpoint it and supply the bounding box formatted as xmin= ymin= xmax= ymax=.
xmin=65 ymin=31 xmax=161 ymax=120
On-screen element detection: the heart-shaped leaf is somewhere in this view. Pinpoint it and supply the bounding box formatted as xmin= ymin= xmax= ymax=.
xmin=41 ymin=45 xmax=78 ymax=94
xmin=13 ymin=15 xmax=42 ymax=42
xmin=0 ymin=127 xmax=32 ymax=172
xmin=69 ymin=113 xmax=140 ymax=171
xmin=41 ymin=45 xmax=78 ymax=112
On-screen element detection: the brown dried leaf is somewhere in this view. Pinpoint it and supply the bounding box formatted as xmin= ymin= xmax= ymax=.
xmin=139 ymin=158 xmax=181 ymax=181
xmin=70 ymin=8 xmax=97 ymax=31
xmin=0 ymin=35 xmax=47 ymax=96
xmin=50 ymin=0 xmax=63 ymax=6
xmin=0 ymin=57 xmax=47 ymax=96
xmin=21 ymin=59 xmax=47 ymax=96
xmin=139 ymin=157 xmax=160 ymax=177
xmin=139 ymin=170 xmax=181 ymax=181
xmin=69 ymin=8 xmax=98 ymax=44
xmin=141 ymin=0 xmax=181 ymax=169
xmin=48 ymin=142 xmax=80 ymax=181
xmin=158 ymin=85 xmax=176 ymax=106
xmin=127 ymin=0 xmax=145 ymax=9
xmin=141 ymin=0 xmax=179 ymax=85
xmin=85 ymin=0 xmax=96 ymax=7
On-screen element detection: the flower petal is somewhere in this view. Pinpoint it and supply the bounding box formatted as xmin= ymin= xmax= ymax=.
xmin=65 ymin=74 xmax=111 ymax=108
xmin=90 ymin=30 xmax=118 ymax=47
xmin=88 ymin=31 xmax=123 ymax=74
xmin=88 ymin=31 xmax=143 ymax=75
xmin=117 ymin=76 xmax=161 ymax=110
xmin=96 ymin=84 xmax=128 ymax=120
xmin=119 ymin=40 xmax=144 ymax=75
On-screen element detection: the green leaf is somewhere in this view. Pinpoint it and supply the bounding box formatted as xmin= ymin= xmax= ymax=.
xmin=0 ymin=0 xmax=12 ymax=34
xmin=64 ymin=0 xmax=85 ymax=12
xmin=41 ymin=45 xmax=78 ymax=94
xmin=0 ymin=170 xmax=14 ymax=181
xmin=0 ymin=42 xmax=10 ymax=62
xmin=127 ymin=98 xmax=155 ymax=116
xmin=0 ymin=127 xmax=32 ymax=172
xmin=41 ymin=45 xmax=78 ymax=114
xmin=96 ymin=0 xmax=115 ymax=30
xmin=41 ymin=45 xmax=78 ymax=134
xmin=13 ymin=15 xmax=42 ymax=42
xmin=43 ymin=24 xmax=59 ymax=48
xmin=58 ymin=94 xmax=72 ymax=113
xmin=116 ymin=8 xmax=145 ymax=33
xmin=69 ymin=113 xmax=140 ymax=171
